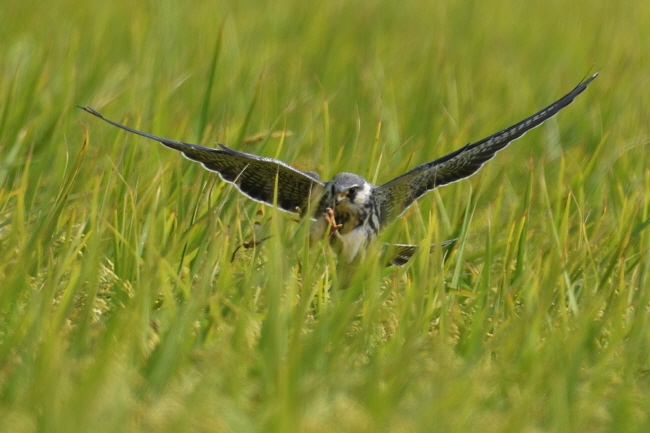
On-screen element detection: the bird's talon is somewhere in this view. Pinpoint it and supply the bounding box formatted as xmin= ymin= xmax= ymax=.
xmin=324 ymin=207 xmax=342 ymax=235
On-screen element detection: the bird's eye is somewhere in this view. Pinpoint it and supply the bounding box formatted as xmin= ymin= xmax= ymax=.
xmin=348 ymin=186 xmax=357 ymax=195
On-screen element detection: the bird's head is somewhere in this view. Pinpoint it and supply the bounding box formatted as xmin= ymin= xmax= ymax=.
xmin=328 ymin=173 xmax=371 ymax=211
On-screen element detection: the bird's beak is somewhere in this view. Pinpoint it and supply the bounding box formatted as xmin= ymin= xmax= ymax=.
xmin=335 ymin=193 xmax=346 ymax=205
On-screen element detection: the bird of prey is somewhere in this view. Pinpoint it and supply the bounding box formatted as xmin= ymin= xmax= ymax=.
xmin=79 ymin=73 xmax=597 ymax=269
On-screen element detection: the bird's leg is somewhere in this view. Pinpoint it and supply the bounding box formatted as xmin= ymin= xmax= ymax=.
xmin=324 ymin=207 xmax=343 ymax=238
xmin=230 ymin=218 xmax=272 ymax=262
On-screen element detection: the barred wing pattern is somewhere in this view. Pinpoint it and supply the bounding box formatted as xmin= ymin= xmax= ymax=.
xmin=79 ymin=106 xmax=325 ymax=216
xmin=374 ymin=73 xmax=598 ymax=227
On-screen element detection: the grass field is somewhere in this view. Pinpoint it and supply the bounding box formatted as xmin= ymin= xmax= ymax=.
xmin=1 ymin=0 xmax=650 ymax=431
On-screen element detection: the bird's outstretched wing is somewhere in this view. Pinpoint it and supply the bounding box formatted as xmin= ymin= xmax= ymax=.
xmin=374 ymin=73 xmax=598 ymax=227
xmin=78 ymin=106 xmax=325 ymax=216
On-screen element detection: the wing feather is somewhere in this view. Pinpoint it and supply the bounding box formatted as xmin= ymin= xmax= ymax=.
xmin=78 ymin=106 xmax=325 ymax=216
xmin=374 ymin=73 xmax=598 ymax=226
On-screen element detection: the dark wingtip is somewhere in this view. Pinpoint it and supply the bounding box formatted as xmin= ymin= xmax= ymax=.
xmin=561 ymin=72 xmax=597 ymax=107
xmin=574 ymin=72 xmax=599 ymax=94
xmin=583 ymin=71 xmax=599 ymax=86
xmin=77 ymin=105 xmax=103 ymax=119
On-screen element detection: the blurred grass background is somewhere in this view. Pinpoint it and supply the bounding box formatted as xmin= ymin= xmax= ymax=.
xmin=1 ymin=0 xmax=649 ymax=431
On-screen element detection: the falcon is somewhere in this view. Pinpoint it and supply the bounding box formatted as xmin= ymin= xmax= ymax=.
xmin=79 ymin=73 xmax=597 ymax=269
